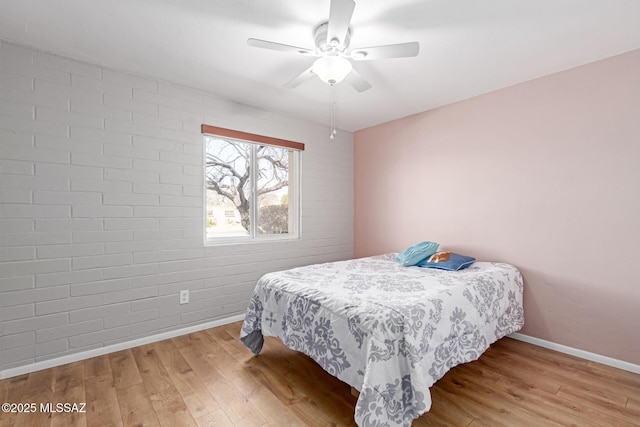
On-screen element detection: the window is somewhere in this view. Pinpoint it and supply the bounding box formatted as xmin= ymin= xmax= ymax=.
xmin=202 ymin=125 xmax=303 ymax=243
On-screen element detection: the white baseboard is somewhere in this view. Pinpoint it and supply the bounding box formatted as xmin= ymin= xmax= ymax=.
xmin=509 ymin=333 xmax=640 ymax=375
xmin=4 ymin=320 xmax=637 ymax=380
xmin=0 ymin=314 xmax=246 ymax=380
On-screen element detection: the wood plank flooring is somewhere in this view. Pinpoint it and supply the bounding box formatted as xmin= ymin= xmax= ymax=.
xmin=1 ymin=321 xmax=639 ymax=426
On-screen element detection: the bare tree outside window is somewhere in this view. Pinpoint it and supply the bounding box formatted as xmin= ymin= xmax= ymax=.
xmin=205 ymin=137 xmax=296 ymax=240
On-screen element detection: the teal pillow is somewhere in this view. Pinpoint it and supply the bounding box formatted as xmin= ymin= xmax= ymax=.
xmin=417 ymin=252 xmax=475 ymax=271
xmin=395 ymin=241 xmax=439 ymax=267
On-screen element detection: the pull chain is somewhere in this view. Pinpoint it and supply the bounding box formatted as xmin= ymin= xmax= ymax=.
xmin=329 ymin=85 xmax=338 ymax=140
xmin=330 ymin=102 xmax=336 ymax=140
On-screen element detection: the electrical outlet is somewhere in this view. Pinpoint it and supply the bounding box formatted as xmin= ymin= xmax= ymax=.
xmin=179 ymin=290 xmax=189 ymax=305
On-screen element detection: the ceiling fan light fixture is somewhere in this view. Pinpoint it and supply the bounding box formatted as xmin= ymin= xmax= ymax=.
xmin=312 ymin=55 xmax=352 ymax=85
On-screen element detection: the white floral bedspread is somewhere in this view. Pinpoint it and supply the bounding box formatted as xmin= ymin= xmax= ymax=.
xmin=240 ymin=254 xmax=524 ymax=426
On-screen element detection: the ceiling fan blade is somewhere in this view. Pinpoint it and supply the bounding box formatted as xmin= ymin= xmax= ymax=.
xmin=327 ymin=0 xmax=355 ymax=47
xmin=247 ymin=38 xmax=315 ymax=56
xmin=344 ymin=68 xmax=372 ymax=93
xmin=284 ymin=66 xmax=316 ymax=89
xmin=351 ymin=42 xmax=420 ymax=60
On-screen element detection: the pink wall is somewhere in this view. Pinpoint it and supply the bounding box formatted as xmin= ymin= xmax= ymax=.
xmin=354 ymin=49 xmax=640 ymax=365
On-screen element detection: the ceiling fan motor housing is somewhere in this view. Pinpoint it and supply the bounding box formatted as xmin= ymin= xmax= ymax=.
xmin=314 ymin=22 xmax=351 ymax=53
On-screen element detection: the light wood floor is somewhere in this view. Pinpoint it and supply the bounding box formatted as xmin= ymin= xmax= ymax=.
xmin=1 ymin=321 xmax=639 ymax=426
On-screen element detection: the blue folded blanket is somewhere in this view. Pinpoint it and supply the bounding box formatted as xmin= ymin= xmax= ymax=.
xmin=395 ymin=241 xmax=439 ymax=267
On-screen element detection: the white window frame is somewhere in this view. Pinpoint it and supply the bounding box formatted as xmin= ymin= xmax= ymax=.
xmin=202 ymin=125 xmax=303 ymax=245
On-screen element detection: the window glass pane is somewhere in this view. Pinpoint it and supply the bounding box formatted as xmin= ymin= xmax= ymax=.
xmin=205 ymin=137 xmax=251 ymax=239
xmin=257 ymin=145 xmax=291 ymax=235
xmin=204 ymin=134 xmax=298 ymax=243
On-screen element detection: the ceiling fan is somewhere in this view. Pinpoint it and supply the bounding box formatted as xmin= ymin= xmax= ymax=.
xmin=247 ymin=0 xmax=420 ymax=93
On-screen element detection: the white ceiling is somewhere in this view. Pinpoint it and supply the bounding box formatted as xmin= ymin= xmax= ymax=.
xmin=1 ymin=0 xmax=639 ymax=131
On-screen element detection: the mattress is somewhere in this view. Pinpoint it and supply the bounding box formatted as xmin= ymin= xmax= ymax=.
xmin=240 ymin=253 xmax=524 ymax=426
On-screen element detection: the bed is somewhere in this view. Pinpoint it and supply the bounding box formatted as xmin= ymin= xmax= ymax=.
xmin=240 ymin=253 xmax=524 ymax=426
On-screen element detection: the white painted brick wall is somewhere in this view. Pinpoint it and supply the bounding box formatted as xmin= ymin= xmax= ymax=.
xmin=0 ymin=40 xmax=354 ymax=373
